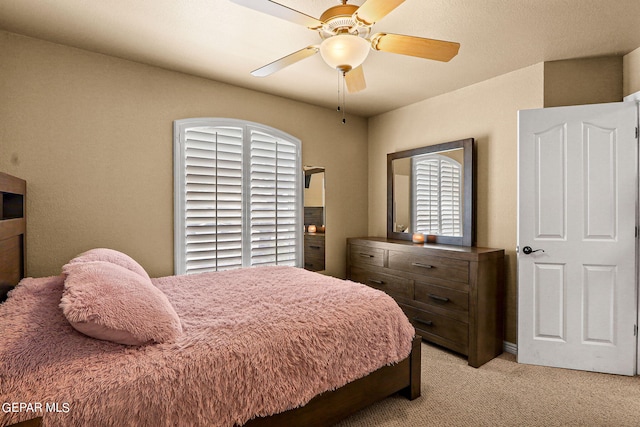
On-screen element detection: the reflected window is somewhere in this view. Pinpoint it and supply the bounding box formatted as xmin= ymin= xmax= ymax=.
xmin=412 ymin=154 xmax=462 ymax=236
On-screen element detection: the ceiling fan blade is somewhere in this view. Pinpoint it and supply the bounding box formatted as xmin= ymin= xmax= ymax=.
xmin=230 ymin=0 xmax=323 ymax=29
xmin=345 ymin=66 xmax=366 ymax=93
xmin=353 ymin=0 xmax=405 ymax=26
xmin=371 ymin=33 xmax=460 ymax=62
xmin=251 ymin=46 xmax=319 ymax=77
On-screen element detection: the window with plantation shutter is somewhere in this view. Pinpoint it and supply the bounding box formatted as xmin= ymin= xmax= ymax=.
xmin=174 ymin=118 xmax=302 ymax=275
xmin=249 ymin=130 xmax=299 ymax=266
xmin=412 ymin=154 xmax=462 ymax=236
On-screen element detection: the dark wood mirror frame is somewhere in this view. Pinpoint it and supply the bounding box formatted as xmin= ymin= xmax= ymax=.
xmin=387 ymin=138 xmax=476 ymax=246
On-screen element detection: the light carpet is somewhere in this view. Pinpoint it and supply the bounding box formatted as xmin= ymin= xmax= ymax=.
xmin=336 ymin=342 xmax=640 ymax=427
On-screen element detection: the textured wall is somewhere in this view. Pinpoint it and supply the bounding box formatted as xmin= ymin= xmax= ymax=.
xmin=623 ymin=46 xmax=640 ymax=97
xmin=544 ymin=56 xmax=623 ymax=107
xmin=0 ymin=30 xmax=368 ymax=279
xmin=367 ymin=64 xmax=545 ymax=344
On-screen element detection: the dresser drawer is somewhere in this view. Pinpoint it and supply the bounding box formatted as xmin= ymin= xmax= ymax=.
xmin=304 ymin=250 xmax=325 ymax=264
xmin=304 ymin=258 xmax=324 ymax=272
xmin=304 ymin=234 xmax=325 ymax=271
xmin=415 ymin=281 xmax=469 ymax=313
xmin=305 ymin=234 xmax=325 ymax=249
xmin=388 ymin=251 xmax=469 ymax=283
xmin=304 ymin=238 xmax=325 ymax=255
xmin=350 ymin=244 xmax=385 ymax=268
xmin=400 ymin=304 xmax=468 ymax=349
xmin=349 ymin=266 xmax=412 ymax=300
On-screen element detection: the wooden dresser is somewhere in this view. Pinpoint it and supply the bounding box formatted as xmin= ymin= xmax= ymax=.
xmin=347 ymin=237 xmax=504 ymax=368
xmin=304 ymin=233 xmax=325 ymax=272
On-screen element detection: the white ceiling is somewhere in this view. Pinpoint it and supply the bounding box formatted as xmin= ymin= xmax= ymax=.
xmin=2 ymin=0 xmax=640 ymax=117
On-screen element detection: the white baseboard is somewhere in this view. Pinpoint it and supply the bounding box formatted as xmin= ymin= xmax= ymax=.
xmin=503 ymin=341 xmax=517 ymax=355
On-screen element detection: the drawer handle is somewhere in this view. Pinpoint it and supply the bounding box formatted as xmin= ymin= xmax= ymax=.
xmin=309 ymin=245 xmax=321 ymax=249
xmin=413 ymin=318 xmax=433 ymax=327
xmin=411 ymin=262 xmax=434 ymax=269
xmin=428 ymin=294 xmax=449 ymax=303
xmin=368 ymin=279 xmax=385 ymax=285
xmin=359 ymin=253 xmax=375 ymax=258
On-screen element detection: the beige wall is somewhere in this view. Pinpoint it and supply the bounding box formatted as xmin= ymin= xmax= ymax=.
xmin=368 ymin=64 xmax=545 ymax=344
xmin=623 ymin=46 xmax=640 ymax=96
xmin=0 ymin=30 xmax=368 ymax=279
xmin=4 ymin=26 xmax=639 ymax=345
xmin=544 ymin=56 xmax=623 ymax=107
xmin=304 ymin=172 xmax=324 ymax=208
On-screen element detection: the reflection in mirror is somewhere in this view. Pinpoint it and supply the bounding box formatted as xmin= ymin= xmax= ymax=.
xmin=388 ymin=138 xmax=475 ymax=246
xmin=303 ymin=166 xmax=325 ymax=271
xmin=393 ymin=149 xmax=464 ymax=236
xmin=392 ymin=158 xmax=411 ymax=233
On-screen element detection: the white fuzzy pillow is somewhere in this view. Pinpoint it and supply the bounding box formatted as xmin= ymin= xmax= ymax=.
xmin=60 ymin=261 xmax=182 ymax=346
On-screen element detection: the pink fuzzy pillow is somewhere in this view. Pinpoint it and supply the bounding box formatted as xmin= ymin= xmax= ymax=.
xmin=60 ymin=261 xmax=182 ymax=346
xmin=68 ymin=248 xmax=150 ymax=280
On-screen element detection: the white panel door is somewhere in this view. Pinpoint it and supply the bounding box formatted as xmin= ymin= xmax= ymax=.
xmin=518 ymin=102 xmax=638 ymax=375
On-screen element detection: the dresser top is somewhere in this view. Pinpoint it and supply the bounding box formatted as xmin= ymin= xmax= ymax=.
xmin=347 ymin=237 xmax=504 ymax=261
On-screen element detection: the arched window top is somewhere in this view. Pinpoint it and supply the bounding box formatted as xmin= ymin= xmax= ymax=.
xmin=173 ymin=118 xmax=301 ymax=147
xmin=412 ymin=154 xmax=462 ymax=237
xmin=174 ymin=118 xmax=303 ymax=275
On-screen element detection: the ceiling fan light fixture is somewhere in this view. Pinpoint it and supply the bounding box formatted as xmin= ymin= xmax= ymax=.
xmin=320 ymin=34 xmax=370 ymax=72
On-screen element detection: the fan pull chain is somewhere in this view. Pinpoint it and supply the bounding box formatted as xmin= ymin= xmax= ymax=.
xmin=336 ymin=70 xmax=346 ymax=124
xmin=337 ymin=69 xmax=341 ymax=113
xmin=341 ymin=72 xmax=346 ymax=124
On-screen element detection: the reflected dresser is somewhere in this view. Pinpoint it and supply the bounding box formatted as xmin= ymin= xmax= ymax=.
xmin=347 ymin=237 xmax=505 ymax=368
xmin=304 ymin=233 xmax=325 ymax=272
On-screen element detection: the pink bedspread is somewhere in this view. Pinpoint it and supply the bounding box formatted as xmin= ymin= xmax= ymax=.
xmin=0 ymin=266 xmax=414 ymax=427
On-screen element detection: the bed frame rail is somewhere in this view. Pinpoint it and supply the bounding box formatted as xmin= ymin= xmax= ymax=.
xmin=243 ymin=335 xmax=421 ymax=427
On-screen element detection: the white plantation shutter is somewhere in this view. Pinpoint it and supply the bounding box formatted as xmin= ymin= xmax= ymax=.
xmin=412 ymin=154 xmax=462 ymax=236
xmin=439 ymin=160 xmax=462 ymax=235
xmin=174 ymin=118 xmax=302 ymax=275
xmin=413 ymin=157 xmax=440 ymax=233
xmin=249 ymin=130 xmax=299 ymax=267
xmin=183 ymin=126 xmax=243 ymax=273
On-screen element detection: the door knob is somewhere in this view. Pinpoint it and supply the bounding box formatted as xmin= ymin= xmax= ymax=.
xmin=522 ymin=246 xmax=544 ymax=255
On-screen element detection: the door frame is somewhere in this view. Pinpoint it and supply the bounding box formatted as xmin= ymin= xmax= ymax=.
xmin=624 ymin=91 xmax=640 ymax=374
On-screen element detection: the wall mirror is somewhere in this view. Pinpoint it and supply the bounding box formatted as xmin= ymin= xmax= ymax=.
xmin=387 ymin=138 xmax=475 ymax=246
xmin=303 ymin=166 xmax=325 ymax=271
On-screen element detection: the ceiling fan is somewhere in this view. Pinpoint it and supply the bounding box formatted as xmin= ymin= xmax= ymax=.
xmin=230 ymin=0 xmax=460 ymax=94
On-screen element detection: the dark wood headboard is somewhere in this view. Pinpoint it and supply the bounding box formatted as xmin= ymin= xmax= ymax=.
xmin=0 ymin=172 xmax=26 ymax=302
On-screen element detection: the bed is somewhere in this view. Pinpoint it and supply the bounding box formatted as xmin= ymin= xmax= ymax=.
xmin=0 ymin=173 xmax=421 ymax=427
